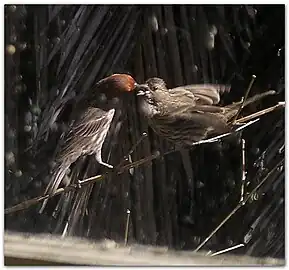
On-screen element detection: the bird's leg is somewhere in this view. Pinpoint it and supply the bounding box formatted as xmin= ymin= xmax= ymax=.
xmin=95 ymin=152 xmax=114 ymax=169
xmin=232 ymin=75 xmax=256 ymax=124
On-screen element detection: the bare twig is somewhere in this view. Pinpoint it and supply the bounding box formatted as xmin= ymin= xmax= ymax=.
xmin=4 ymin=151 xmax=161 ymax=214
xmin=4 ymin=184 xmax=79 ymax=214
xmin=210 ymin=244 xmax=245 ymax=257
xmin=232 ymin=75 xmax=256 ymax=123
xmin=124 ymin=209 xmax=131 ymax=245
xmin=116 ymin=132 xmax=148 ymax=170
xmin=193 ymin=158 xmax=284 ymax=252
xmin=235 ymin=102 xmax=285 ymax=124
xmin=240 ymin=139 xmax=246 ymax=202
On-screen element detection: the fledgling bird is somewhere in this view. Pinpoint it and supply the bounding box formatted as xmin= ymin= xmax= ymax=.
xmin=136 ymin=77 xmax=276 ymax=147
xmin=39 ymin=74 xmax=137 ymax=213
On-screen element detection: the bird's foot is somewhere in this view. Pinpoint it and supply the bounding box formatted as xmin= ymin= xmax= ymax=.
xmin=98 ymin=161 xmax=114 ymax=169
xmin=95 ymin=154 xmax=114 ymax=169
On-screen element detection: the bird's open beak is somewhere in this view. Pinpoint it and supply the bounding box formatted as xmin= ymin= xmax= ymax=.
xmin=134 ymin=83 xmax=149 ymax=96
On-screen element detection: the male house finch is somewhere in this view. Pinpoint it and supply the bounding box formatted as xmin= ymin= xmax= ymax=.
xmin=136 ymin=77 xmax=275 ymax=147
xmin=39 ymin=74 xmax=136 ymax=213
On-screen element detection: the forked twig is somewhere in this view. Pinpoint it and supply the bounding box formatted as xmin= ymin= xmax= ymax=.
xmin=193 ymin=158 xmax=284 ymax=253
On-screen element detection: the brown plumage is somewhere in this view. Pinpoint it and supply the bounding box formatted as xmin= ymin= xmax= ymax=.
xmin=136 ymin=77 xmax=276 ymax=147
xmin=39 ymin=74 xmax=136 ymax=213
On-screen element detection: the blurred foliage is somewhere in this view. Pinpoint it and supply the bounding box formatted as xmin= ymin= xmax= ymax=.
xmin=5 ymin=5 xmax=284 ymax=258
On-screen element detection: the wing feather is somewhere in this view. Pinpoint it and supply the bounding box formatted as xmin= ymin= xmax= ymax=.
xmin=170 ymin=84 xmax=230 ymax=105
xmin=56 ymin=107 xmax=115 ymax=164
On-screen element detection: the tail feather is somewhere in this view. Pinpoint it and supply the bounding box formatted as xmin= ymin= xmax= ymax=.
xmin=39 ymin=164 xmax=69 ymax=214
xmin=226 ymin=90 xmax=276 ymax=110
xmin=225 ymin=90 xmax=276 ymax=121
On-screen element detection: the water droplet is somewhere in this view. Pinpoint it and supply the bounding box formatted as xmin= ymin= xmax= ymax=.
xmin=210 ymin=25 xmax=218 ymax=36
xmin=18 ymin=42 xmax=27 ymax=51
xmin=14 ymin=84 xmax=23 ymax=93
xmin=206 ymin=32 xmax=215 ymax=50
xmin=196 ymin=181 xmax=204 ymax=188
xmin=192 ymin=65 xmax=198 ymax=72
xmin=16 ymin=74 xmax=23 ymax=81
xmin=5 ymin=152 xmax=15 ymax=166
xmin=277 ymin=48 xmax=282 ymax=57
xmin=247 ymin=6 xmax=257 ymax=18
xmin=161 ymin=28 xmax=168 ymax=35
xmin=7 ymin=129 xmax=15 ymax=139
xmin=6 ymin=44 xmax=16 ymax=55
xmin=15 ymin=170 xmax=23 ymax=177
xmin=142 ymin=132 xmax=147 ymax=137
xmin=24 ymin=125 xmax=32 ymax=132
xmin=277 ymin=165 xmax=283 ymax=172
xmin=10 ymin=35 xmax=17 ymax=43
xmin=31 ymin=105 xmax=41 ymax=116
xmin=8 ymin=5 xmax=17 ymax=12
xmin=60 ymin=20 xmax=66 ymax=26
xmin=53 ymin=37 xmax=61 ymax=44
xmin=150 ymin=14 xmax=158 ymax=32
xmin=153 ymin=150 xmax=160 ymax=157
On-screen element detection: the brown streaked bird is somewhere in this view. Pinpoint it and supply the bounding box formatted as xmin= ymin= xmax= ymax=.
xmin=39 ymin=74 xmax=136 ymax=213
xmin=136 ymin=77 xmax=276 ymax=147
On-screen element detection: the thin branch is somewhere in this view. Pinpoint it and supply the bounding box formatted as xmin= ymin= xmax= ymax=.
xmin=232 ymin=75 xmax=256 ymax=123
xmin=210 ymin=244 xmax=245 ymax=257
xmin=124 ymin=209 xmax=131 ymax=245
xmin=5 ymin=184 xmax=79 ymax=214
xmin=235 ymin=102 xmax=285 ymax=124
xmin=193 ymin=158 xmax=284 ymax=252
xmin=240 ymin=139 xmax=246 ymax=202
xmin=4 ymin=151 xmax=161 ymax=215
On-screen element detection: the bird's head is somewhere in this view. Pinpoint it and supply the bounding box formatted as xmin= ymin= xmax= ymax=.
xmin=135 ymin=78 xmax=166 ymax=117
xmin=91 ymin=74 xmax=137 ymax=105
xmin=104 ymin=74 xmax=137 ymax=93
xmin=135 ymin=77 xmax=166 ymax=98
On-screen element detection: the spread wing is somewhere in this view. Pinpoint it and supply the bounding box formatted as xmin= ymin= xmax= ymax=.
xmin=56 ymin=107 xmax=115 ymax=165
xmin=170 ymin=84 xmax=231 ymax=105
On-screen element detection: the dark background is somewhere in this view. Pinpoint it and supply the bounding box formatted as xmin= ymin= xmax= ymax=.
xmin=5 ymin=5 xmax=284 ymax=258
